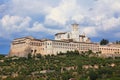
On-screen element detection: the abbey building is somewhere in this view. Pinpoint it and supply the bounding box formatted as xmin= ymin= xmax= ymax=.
xmin=55 ymin=24 xmax=91 ymax=43
xmin=9 ymin=24 xmax=120 ymax=57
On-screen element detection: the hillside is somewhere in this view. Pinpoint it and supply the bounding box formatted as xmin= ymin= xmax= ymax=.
xmin=0 ymin=51 xmax=120 ymax=80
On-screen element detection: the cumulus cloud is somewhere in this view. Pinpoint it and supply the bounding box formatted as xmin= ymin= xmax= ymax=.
xmin=81 ymin=27 xmax=97 ymax=37
xmin=27 ymin=22 xmax=65 ymax=34
xmin=44 ymin=0 xmax=120 ymax=38
xmin=0 ymin=15 xmax=64 ymax=38
xmin=79 ymin=0 xmax=120 ymax=37
xmin=9 ymin=0 xmax=59 ymax=16
xmin=0 ymin=0 xmax=120 ymax=39
xmin=0 ymin=15 xmax=31 ymax=38
xmin=101 ymin=17 xmax=120 ymax=31
xmin=45 ymin=0 xmax=85 ymax=25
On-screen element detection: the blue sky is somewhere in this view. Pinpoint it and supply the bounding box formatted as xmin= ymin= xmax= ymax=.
xmin=0 ymin=0 xmax=120 ymax=54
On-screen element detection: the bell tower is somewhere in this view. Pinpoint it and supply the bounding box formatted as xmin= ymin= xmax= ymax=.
xmin=72 ymin=23 xmax=79 ymax=32
xmin=71 ymin=23 xmax=80 ymax=42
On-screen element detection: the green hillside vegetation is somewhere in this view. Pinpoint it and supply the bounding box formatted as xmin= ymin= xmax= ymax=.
xmin=0 ymin=50 xmax=120 ymax=80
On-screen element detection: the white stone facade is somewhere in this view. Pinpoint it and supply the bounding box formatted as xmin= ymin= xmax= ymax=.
xmin=9 ymin=37 xmax=99 ymax=57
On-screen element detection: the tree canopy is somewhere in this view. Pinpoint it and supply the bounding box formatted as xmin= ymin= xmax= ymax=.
xmin=100 ymin=39 xmax=109 ymax=45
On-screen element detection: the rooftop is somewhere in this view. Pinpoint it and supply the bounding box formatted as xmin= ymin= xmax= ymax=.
xmin=55 ymin=32 xmax=67 ymax=35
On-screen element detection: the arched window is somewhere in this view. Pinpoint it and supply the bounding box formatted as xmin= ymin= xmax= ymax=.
xmin=31 ymin=50 xmax=33 ymax=53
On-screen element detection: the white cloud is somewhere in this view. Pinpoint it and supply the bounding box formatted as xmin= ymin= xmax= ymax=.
xmin=27 ymin=22 xmax=65 ymax=34
xmin=27 ymin=22 xmax=44 ymax=32
xmin=0 ymin=15 xmax=65 ymax=39
xmin=79 ymin=0 xmax=120 ymax=37
xmin=9 ymin=0 xmax=59 ymax=16
xmin=101 ymin=17 xmax=120 ymax=31
xmin=0 ymin=15 xmax=31 ymax=38
xmin=44 ymin=0 xmax=120 ymax=37
xmin=72 ymin=15 xmax=84 ymax=23
xmin=82 ymin=27 xmax=98 ymax=37
xmin=45 ymin=0 xmax=84 ymax=25
xmin=1 ymin=0 xmax=120 ymax=39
